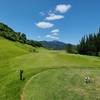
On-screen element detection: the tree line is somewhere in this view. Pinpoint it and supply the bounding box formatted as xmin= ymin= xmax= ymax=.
xmin=77 ymin=28 xmax=100 ymax=56
xmin=0 ymin=23 xmax=42 ymax=47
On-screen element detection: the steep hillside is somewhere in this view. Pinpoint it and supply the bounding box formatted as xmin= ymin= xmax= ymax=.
xmin=0 ymin=36 xmax=42 ymax=100
xmin=0 ymin=36 xmax=36 ymax=68
xmin=0 ymin=23 xmax=43 ymax=47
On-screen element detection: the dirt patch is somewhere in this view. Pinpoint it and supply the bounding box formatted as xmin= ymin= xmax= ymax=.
xmin=21 ymin=94 xmax=25 ymax=100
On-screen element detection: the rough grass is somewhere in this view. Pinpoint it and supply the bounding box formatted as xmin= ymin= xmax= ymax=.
xmin=0 ymin=37 xmax=100 ymax=100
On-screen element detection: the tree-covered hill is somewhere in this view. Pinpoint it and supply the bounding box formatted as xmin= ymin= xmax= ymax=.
xmin=40 ymin=40 xmax=66 ymax=50
xmin=0 ymin=23 xmax=42 ymax=47
xmin=40 ymin=41 xmax=77 ymax=53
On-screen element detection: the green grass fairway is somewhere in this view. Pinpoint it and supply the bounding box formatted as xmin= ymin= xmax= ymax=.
xmin=0 ymin=37 xmax=100 ymax=100
xmin=23 ymin=68 xmax=100 ymax=100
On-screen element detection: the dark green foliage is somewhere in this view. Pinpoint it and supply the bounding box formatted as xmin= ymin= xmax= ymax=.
xmin=66 ymin=44 xmax=78 ymax=54
xmin=66 ymin=43 xmax=72 ymax=53
xmin=0 ymin=23 xmax=42 ymax=47
xmin=78 ymin=28 xmax=100 ymax=56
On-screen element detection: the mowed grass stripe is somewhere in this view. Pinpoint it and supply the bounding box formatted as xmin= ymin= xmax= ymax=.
xmin=8 ymin=50 xmax=100 ymax=71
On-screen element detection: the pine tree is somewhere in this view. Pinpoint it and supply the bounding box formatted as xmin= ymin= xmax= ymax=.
xmin=78 ymin=28 xmax=100 ymax=56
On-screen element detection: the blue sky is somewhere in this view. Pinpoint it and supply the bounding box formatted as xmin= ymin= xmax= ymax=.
xmin=0 ymin=0 xmax=100 ymax=44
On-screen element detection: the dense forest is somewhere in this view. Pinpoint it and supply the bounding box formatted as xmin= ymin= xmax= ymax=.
xmin=78 ymin=28 xmax=100 ymax=56
xmin=0 ymin=23 xmax=43 ymax=47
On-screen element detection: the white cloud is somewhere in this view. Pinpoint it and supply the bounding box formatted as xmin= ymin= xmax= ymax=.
xmin=46 ymin=35 xmax=52 ymax=38
xmin=55 ymin=37 xmax=59 ymax=40
xmin=51 ymin=29 xmax=59 ymax=33
xmin=45 ymin=35 xmax=59 ymax=40
xmin=36 ymin=22 xmax=54 ymax=28
xmin=55 ymin=4 xmax=71 ymax=13
xmin=39 ymin=11 xmax=45 ymax=16
xmin=45 ymin=13 xmax=64 ymax=21
xmin=38 ymin=36 xmax=41 ymax=38
xmin=52 ymin=33 xmax=59 ymax=36
xmin=48 ymin=10 xmax=52 ymax=14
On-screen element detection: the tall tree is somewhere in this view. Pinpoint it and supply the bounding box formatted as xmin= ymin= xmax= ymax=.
xmin=66 ymin=43 xmax=72 ymax=53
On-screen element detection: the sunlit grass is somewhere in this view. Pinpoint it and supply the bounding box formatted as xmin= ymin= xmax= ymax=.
xmin=0 ymin=37 xmax=100 ymax=100
xmin=23 ymin=68 xmax=100 ymax=100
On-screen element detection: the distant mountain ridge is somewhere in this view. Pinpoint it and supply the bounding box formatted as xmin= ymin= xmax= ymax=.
xmin=40 ymin=40 xmax=66 ymax=50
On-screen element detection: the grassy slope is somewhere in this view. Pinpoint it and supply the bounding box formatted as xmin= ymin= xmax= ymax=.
xmin=0 ymin=37 xmax=100 ymax=100
xmin=0 ymin=37 xmax=36 ymax=100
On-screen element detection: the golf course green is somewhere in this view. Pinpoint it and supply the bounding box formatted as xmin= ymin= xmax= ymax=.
xmin=0 ymin=37 xmax=100 ymax=100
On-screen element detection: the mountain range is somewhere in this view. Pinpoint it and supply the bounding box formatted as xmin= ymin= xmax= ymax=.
xmin=40 ymin=40 xmax=66 ymax=50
